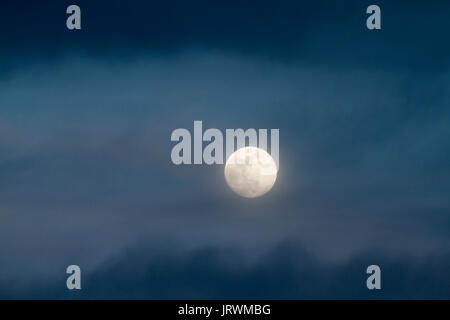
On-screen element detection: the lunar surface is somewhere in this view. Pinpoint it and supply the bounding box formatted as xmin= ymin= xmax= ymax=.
xmin=224 ymin=147 xmax=278 ymax=198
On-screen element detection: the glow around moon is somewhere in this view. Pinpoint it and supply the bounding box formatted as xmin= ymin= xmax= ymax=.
xmin=224 ymin=147 xmax=278 ymax=198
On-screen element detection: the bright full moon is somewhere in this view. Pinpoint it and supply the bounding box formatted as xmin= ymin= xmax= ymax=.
xmin=224 ymin=147 xmax=278 ymax=198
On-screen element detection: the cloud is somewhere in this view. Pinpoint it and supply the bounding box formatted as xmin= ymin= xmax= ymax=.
xmin=0 ymin=47 xmax=449 ymax=299
xmin=1 ymin=55 xmax=449 ymax=272
xmin=1 ymin=0 xmax=449 ymax=78
xmin=1 ymin=241 xmax=449 ymax=299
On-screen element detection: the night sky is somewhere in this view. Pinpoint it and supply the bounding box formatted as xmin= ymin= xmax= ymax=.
xmin=0 ymin=0 xmax=449 ymax=299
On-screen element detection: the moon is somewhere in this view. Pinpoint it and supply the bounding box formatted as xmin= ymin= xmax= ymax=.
xmin=224 ymin=147 xmax=278 ymax=198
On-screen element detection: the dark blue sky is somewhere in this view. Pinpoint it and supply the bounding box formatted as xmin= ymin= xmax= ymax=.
xmin=0 ymin=0 xmax=449 ymax=299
